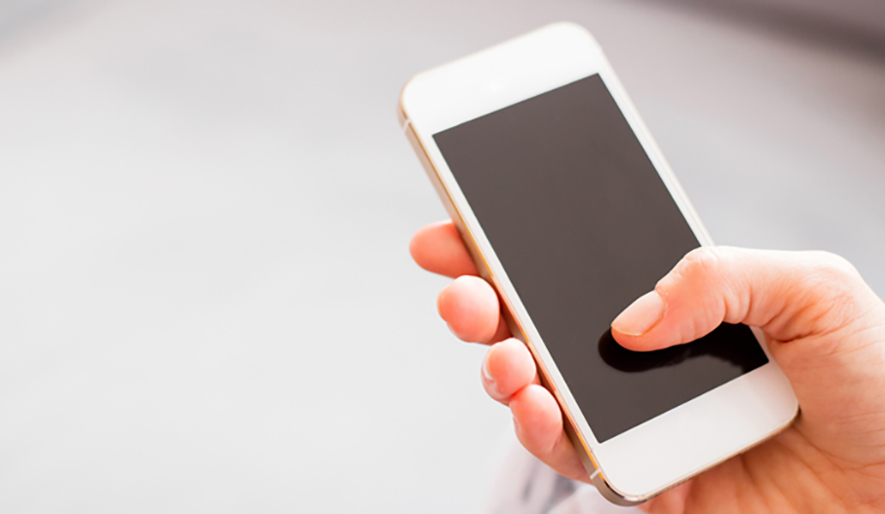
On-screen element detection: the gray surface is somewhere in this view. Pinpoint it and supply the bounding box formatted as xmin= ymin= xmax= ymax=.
xmin=0 ymin=0 xmax=883 ymax=512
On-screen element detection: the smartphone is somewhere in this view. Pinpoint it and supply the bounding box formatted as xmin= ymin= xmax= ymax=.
xmin=398 ymin=23 xmax=798 ymax=505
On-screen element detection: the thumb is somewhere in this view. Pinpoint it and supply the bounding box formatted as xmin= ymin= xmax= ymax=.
xmin=610 ymin=246 xmax=877 ymax=351
xmin=611 ymin=246 xmax=885 ymax=468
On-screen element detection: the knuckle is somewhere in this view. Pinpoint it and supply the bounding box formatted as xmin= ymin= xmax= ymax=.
xmin=804 ymin=251 xmax=861 ymax=282
xmin=798 ymin=251 xmax=863 ymax=302
xmin=671 ymin=246 xmax=727 ymax=283
xmin=794 ymin=251 xmax=868 ymax=330
xmin=659 ymin=247 xmax=743 ymax=325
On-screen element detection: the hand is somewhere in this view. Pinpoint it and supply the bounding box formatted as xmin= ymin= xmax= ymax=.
xmin=410 ymin=220 xmax=885 ymax=513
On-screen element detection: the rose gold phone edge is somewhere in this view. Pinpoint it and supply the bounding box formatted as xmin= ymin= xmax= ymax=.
xmin=400 ymin=101 xmax=650 ymax=505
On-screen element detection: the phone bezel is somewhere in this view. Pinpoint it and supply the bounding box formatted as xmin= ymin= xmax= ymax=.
xmin=399 ymin=22 xmax=798 ymax=503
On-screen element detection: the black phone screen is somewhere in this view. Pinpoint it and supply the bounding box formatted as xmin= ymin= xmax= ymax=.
xmin=433 ymin=74 xmax=768 ymax=443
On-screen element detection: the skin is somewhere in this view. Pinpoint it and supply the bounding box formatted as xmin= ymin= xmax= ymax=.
xmin=411 ymin=220 xmax=885 ymax=513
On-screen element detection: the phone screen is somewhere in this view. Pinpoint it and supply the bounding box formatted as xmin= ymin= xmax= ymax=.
xmin=433 ymin=74 xmax=768 ymax=443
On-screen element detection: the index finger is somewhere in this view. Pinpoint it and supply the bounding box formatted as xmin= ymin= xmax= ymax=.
xmin=409 ymin=221 xmax=479 ymax=278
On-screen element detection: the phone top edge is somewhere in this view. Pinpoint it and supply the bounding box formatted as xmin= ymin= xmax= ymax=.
xmin=399 ymin=22 xmax=600 ymax=129
xmin=402 ymin=22 xmax=599 ymax=96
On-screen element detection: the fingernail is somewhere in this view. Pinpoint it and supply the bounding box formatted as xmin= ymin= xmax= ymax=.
xmin=482 ymin=356 xmax=499 ymax=396
xmin=512 ymin=415 xmax=521 ymax=434
xmin=612 ymin=290 xmax=666 ymax=336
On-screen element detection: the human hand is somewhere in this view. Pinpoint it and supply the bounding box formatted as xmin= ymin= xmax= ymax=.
xmin=410 ymin=220 xmax=885 ymax=513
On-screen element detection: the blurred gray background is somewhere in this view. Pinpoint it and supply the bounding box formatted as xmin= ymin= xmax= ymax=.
xmin=0 ymin=0 xmax=883 ymax=512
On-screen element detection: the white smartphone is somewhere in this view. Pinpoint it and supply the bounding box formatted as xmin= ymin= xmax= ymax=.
xmin=398 ymin=23 xmax=798 ymax=505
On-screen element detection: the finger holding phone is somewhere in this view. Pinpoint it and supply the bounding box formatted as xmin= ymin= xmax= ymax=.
xmin=400 ymin=23 xmax=885 ymax=510
xmin=413 ymin=224 xmax=885 ymax=512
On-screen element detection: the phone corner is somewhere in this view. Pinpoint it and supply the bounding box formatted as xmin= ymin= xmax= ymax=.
xmin=591 ymin=472 xmax=651 ymax=507
xmin=539 ymin=21 xmax=601 ymax=49
xmin=780 ymin=396 xmax=801 ymax=432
